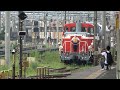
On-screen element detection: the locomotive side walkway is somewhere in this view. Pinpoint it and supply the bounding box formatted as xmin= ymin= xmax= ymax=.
xmin=61 ymin=65 xmax=116 ymax=79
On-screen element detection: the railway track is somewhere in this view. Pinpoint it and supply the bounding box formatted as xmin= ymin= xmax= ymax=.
xmin=26 ymin=67 xmax=71 ymax=79
xmin=0 ymin=47 xmax=58 ymax=57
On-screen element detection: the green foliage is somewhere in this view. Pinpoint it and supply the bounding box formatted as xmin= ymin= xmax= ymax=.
xmin=0 ymin=50 xmax=93 ymax=77
xmin=29 ymin=50 xmax=40 ymax=61
xmin=0 ymin=65 xmax=9 ymax=71
xmin=30 ymin=61 xmax=38 ymax=70
xmin=39 ymin=51 xmax=64 ymax=69
xmin=26 ymin=67 xmax=36 ymax=76
xmin=12 ymin=43 xmax=17 ymax=49
xmin=30 ymin=50 xmax=35 ymax=57
xmin=35 ymin=50 xmax=40 ymax=61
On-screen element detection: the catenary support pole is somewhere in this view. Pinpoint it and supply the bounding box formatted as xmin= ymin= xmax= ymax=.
xmin=5 ymin=11 xmax=10 ymax=66
xmin=102 ymin=11 xmax=106 ymax=49
xmin=116 ymin=11 xmax=120 ymax=79
xmin=93 ymin=11 xmax=98 ymax=66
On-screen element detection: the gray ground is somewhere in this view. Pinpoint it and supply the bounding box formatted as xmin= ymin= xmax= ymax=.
xmin=59 ymin=65 xmax=116 ymax=79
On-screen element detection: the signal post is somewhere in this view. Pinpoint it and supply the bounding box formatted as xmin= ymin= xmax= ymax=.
xmin=18 ymin=11 xmax=27 ymax=79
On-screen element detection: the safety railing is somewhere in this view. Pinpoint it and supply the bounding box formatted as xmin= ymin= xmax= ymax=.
xmin=36 ymin=66 xmax=50 ymax=79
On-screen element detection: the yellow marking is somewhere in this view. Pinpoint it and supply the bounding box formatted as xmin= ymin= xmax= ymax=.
xmin=85 ymin=70 xmax=105 ymax=79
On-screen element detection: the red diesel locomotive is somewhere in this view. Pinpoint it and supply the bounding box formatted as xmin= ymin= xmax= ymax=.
xmin=60 ymin=22 xmax=94 ymax=65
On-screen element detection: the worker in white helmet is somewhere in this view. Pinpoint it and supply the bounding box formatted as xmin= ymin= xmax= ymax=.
xmin=72 ymin=35 xmax=79 ymax=52
xmin=58 ymin=42 xmax=63 ymax=55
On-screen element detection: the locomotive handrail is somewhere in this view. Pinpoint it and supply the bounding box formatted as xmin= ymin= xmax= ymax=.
xmin=64 ymin=32 xmax=90 ymax=34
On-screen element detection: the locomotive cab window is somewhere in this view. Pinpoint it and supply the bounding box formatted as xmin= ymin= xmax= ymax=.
xmin=81 ymin=27 xmax=87 ymax=32
xmin=88 ymin=27 xmax=94 ymax=34
xmin=70 ymin=27 xmax=76 ymax=32
xmin=64 ymin=27 xmax=69 ymax=32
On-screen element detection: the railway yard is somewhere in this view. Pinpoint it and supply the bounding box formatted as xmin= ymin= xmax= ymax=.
xmin=0 ymin=11 xmax=119 ymax=79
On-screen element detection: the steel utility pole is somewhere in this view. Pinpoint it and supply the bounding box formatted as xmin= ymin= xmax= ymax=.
xmin=56 ymin=12 xmax=59 ymax=47
xmin=65 ymin=11 xmax=66 ymax=24
xmin=68 ymin=11 xmax=70 ymax=23
xmin=44 ymin=12 xmax=47 ymax=45
xmin=12 ymin=16 xmax=15 ymax=32
xmin=116 ymin=11 xmax=120 ymax=79
xmin=93 ymin=11 xmax=98 ymax=66
xmin=102 ymin=11 xmax=106 ymax=49
xmin=88 ymin=11 xmax=90 ymax=22
xmin=0 ymin=11 xmax=1 ymax=32
xmin=5 ymin=11 xmax=10 ymax=66
xmin=76 ymin=16 xmax=81 ymax=32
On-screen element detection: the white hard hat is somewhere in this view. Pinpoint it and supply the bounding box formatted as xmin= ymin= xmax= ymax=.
xmin=91 ymin=42 xmax=93 ymax=46
xmin=58 ymin=42 xmax=61 ymax=45
xmin=88 ymin=46 xmax=91 ymax=49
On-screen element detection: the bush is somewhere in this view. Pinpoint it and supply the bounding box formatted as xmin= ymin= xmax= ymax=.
xmin=30 ymin=62 xmax=38 ymax=70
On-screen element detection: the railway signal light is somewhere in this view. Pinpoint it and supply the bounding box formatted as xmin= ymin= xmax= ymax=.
xmin=18 ymin=11 xmax=27 ymax=20
xmin=19 ymin=31 xmax=26 ymax=36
